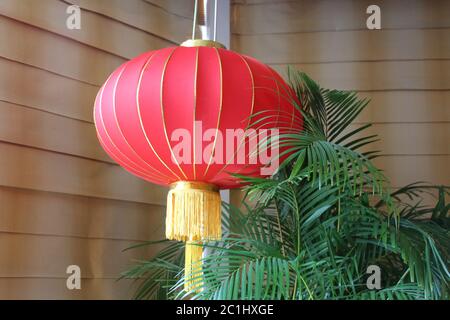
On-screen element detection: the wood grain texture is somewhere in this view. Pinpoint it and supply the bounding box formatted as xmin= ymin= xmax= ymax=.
xmin=270 ymin=60 xmax=450 ymax=91
xmin=0 ymin=100 xmax=110 ymax=163
xmin=0 ymin=15 xmax=125 ymax=86
xmin=345 ymin=123 xmax=450 ymax=155
xmin=0 ymin=186 xmax=165 ymax=241
xmin=0 ymin=232 xmax=167 ymax=279
xmin=143 ymin=0 xmax=194 ymax=19
xmin=0 ymin=142 xmax=168 ymax=205
xmin=355 ymin=91 xmax=450 ymax=124
xmin=0 ymin=278 xmax=143 ymax=300
xmin=232 ymin=0 xmax=450 ymax=34
xmin=375 ymin=155 xmax=450 ymax=188
xmin=233 ymin=28 xmax=450 ymax=64
xmin=0 ymin=0 xmax=174 ymax=59
xmin=64 ymin=0 xmax=193 ymax=44
xmin=0 ymin=57 xmax=98 ymax=122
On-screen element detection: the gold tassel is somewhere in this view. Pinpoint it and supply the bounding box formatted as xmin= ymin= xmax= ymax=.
xmin=166 ymin=181 xmax=221 ymax=241
xmin=184 ymin=241 xmax=203 ymax=292
xmin=165 ymin=181 xmax=221 ymax=291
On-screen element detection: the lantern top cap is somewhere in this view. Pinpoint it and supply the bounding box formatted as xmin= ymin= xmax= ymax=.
xmin=181 ymin=39 xmax=226 ymax=49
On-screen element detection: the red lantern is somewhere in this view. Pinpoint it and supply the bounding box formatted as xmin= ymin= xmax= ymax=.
xmin=94 ymin=39 xmax=302 ymax=290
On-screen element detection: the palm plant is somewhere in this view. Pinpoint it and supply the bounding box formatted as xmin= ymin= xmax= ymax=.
xmin=122 ymin=71 xmax=450 ymax=300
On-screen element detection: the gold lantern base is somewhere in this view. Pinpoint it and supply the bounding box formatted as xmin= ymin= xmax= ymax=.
xmin=165 ymin=181 xmax=222 ymax=292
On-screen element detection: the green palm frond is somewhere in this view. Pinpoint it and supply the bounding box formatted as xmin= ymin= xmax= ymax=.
xmin=122 ymin=71 xmax=450 ymax=300
xmin=120 ymin=240 xmax=184 ymax=300
xmin=268 ymin=71 xmax=387 ymax=196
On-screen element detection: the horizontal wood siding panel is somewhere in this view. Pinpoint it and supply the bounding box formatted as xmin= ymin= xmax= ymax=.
xmin=0 ymin=15 xmax=125 ymax=86
xmin=0 ymin=233 xmax=166 ymax=279
xmin=0 ymin=0 xmax=174 ymax=59
xmin=0 ymin=186 xmax=164 ymax=241
xmin=0 ymin=278 xmax=141 ymax=299
xmin=143 ymin=0 xmax=194 ymax=18
xmin=375 ymin=155 xmax=450 ymax=188
xmin=270 ymin=60 xmax=450 ymax=91
xmin=233 ymin=28 xmax=450 ymax=64
xmin=0 ymin=57 xmax=98 ymax=122
xmin=65 ymin=0 xmax=192 ymax=44
xmin=0 ymin=142 xmax=168 ymax=205
xmin=232 ymin=0 xmax=450 ymax=34
xmin=345 ymin=123 xmax=450 ymax=155
xmin=0 ymin=100 xmax=111 ymax=163
xmin=355 ymin=91 xmax=450 ymax=123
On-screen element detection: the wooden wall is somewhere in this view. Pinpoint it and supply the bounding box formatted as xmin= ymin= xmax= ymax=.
xmin=231 ymin=0 xmax=450 ymax=191
xmin=1 ymin=0 xmax=448 ymax=300
xmin=0 ymin=0 xmax=193 ymax=299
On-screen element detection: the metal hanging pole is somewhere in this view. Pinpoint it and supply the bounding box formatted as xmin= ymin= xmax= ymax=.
xmin=190 ymin=0 xmax=224 ymax=44
xmin=192 ymin=0 xmax=198 ymax=39
xmin=213 ymin=0 xmax=218 ymax=41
